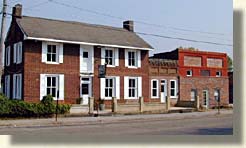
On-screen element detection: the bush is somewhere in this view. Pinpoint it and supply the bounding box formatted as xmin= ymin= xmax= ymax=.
xmin=0 ymin=94 xmax=71 ymax=118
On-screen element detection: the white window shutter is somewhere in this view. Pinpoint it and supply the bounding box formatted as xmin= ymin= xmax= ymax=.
xmin=59 ymin=75 xmax=64 ymax=100
xmin=40 ymin=74 xmax=46 ymax=100
xmin=59 ymin=44 xmax=63 ymax=63
xmin=101 ymin=48 xmax=105 ymax=65
xmin=115 ymin=76 xmax=120 ymax=99
xmin=125 ymin=49 xmax=128 ymax=67
xmin=13 ymin=75 xmax=16 ymax=99
xmin=5 ymin=75 xmax=10 ymax=98
xmin=19 ymin=42 xmax=22 ymax=63
xmin=137 ymin=50 xmax=141 ymax=68
xmin=115 ymin=48 xmax=119 ymax=66
xmin=19 ymin=74 xmax=22 ymax=100
xmin=138 ymin=77 xmax=142 ymax=97
xmin=13 ymin=44 xmax=17 ymax=63
xmin=41 ymin=42 xmax=47 ymax=63
xmin=124 ymin=76 xmax=129 ymax=99
xmin=100 ymin=78 xmax=105 ymax=99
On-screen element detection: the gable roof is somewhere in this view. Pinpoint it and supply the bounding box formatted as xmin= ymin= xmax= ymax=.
xmin=16 ymin=16 xmax=153 ymax=50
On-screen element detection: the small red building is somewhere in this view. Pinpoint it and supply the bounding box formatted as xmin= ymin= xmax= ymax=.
xmin=151 ymin=48 xmax=229 ymax=108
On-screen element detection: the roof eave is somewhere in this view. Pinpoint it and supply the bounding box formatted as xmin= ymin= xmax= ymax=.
xmin=24 ymin=36 xmax=154 ymax=51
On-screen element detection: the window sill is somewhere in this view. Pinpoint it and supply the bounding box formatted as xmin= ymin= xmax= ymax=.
xmin=125 ymin=97 xmax=138 ymax=100
xmin=170 ymin=96 xmax=178 ymax=99
xmin=45 ymin=62 xmax=60 ymax=65
xmin=127 ymin=66 xmax=138 ymax=69
xmin=106 ymin=65 xmax=116 ymax=68
xmin=151 ymin=96 xmax=159 ymax=99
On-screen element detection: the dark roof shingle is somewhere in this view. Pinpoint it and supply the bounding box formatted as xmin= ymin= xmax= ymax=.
xmin=16 ymin=16 xmax=153 ymax=49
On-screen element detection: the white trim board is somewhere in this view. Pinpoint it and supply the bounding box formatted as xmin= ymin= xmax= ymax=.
xmin=25 ymin=36 xmax=154 ymax=51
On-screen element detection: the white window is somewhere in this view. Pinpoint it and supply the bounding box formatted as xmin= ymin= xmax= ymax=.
xmin=187 ymin=70 xmax=192 ymax=76
xmin=190 ymin=89 xmax=196 ymax=101
xmin=125 ymin=50 xmax=141 ymax=68
xmin=13 ymin=42 xmax=22 ymax=64
xmin=151 ymin=79 xmax=159 ymax=98
xmin=5 ymin=46 xmax=10 ymax=66
xmin=170 ymin=80 xmax=177 ymax=98
xmin=13 ymin=74 xmax=22 ymax=100
xmin=101 ymin=48 xmax=119 ymax=67
xmin=4 ymin=75 xmax=10 ymax=98
xmin=124 ymin=76 xmax=142 ymax=99
xmin=42 ymin=42 xmax=63 ymax=64
xmin=40 ymin=74 xmax=64 ymax=100
xmin=216 ymin=71 xmax=222 ymax=77
xmin=100 ymin=76 xmax=120 ymax=100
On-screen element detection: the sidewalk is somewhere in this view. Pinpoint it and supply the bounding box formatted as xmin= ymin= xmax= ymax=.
xmin=0 ymin=109 xmax=233 ymax=128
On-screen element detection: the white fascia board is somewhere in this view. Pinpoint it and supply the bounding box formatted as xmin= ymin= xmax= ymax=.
xmin=25 ymin=36 xmax=154 ymax=51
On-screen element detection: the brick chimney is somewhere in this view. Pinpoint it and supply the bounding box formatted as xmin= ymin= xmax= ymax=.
xmin=123 ymin=20 xmax=134 ymax=32
xmin=12 ymin=4 xmax=22 ymax=19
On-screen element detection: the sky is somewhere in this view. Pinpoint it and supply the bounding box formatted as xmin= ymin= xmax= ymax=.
xmin=3 ymin=0 xmax=233 ymax=58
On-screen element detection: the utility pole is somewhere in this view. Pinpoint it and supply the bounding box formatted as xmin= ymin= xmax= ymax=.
xmin=0 ymin=0 xmax=7 ymax=93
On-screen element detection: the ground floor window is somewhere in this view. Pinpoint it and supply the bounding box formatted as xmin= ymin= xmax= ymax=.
xmin=129 ymin=78 xmax=137 ymax=98
xmin=105 ymin=78 xmax=114 ymax=97
xmin=46 ymin=76 xmax=59 ymax=98
xmin=13 ymin=74 xmax=22 ymax=100
xmin=100 ymin=76 xmax=120 ymax=100
xmin=170 ymin=80 xmax=177 ymax=98
xmin=124 ymin=76 xmax=142 ymax=99
xmin=151 ymin=79 xmax=159 ymax=98
xmin=4 ymin=75 xmax=10 ymax=98
xmin=190 ymin=89 xmax=196 ymax=101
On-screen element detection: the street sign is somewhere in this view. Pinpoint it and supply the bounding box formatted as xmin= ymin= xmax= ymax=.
xmin=98 ymin=65 xmax=106 ymax=78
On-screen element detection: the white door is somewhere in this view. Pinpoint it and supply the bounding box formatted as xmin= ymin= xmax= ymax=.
xmin=81 ymin=50 xmax=89 ymax=71
xmin=81 ymin=77 xmax=92 ymax=105
xmin=160 ymin=80 xmax=167 ymax=103
xmin=202 ymin=90 xmax=209 ymax=108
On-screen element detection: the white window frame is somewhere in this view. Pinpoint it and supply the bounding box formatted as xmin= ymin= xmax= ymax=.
xmin=124 ymin=76 xmax=142 ymax=99
xmin=128 ymin=51 xmax=137 ymax=67
xmin=5 ymin=46 xmax=10 ymax=66
xmin=101 ymin=47 xmax=119 ymax=67
xmin=186 ymin=70 xmax=192 ymax=77
xmin=151 ymin=79 xmax=159 ymax=98
xmin=40 ymin=74 xmax=64 ymax=100
xmin=13 ymin=74 xmax=22 ymax=100
xmin=46 ymin=44 xmax=59 ymax=64
xmin=42 ymin=42 xmax=63 ymax=64
xmin=13 ymin=42 xmax=22 ymax=64
xmin=46 ymin=75 xmax=59 ymax=99
xmin=100 ymin=76 xmax=120 ymax=100
xmin=190 ymin=89 xmax=196 ymax=101
xmin=125 ymin=49 xmax=141 ymax=68
xmin=170 ymin=80 xmax=177 ymax=98
xmin=105 ymin=77 xmax=114 ymax=99
xmin=216 ymin=71 xmax=222 ymax=77
xmin=4 ymin=75 xmax=10 ymax=98
xmin=105 ymin=49 xmax=114 ymax=66
xmin=128 ymin=78 xmax=137 ymax=99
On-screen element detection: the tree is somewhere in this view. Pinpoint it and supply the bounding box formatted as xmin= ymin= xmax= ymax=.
xmin=227 ymin=55 xmax=233 ymax=71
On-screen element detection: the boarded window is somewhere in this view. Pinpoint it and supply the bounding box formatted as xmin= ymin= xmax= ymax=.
xmin=201 ymin=70 xmax=210 ymax=76
xmin=207 ymin=58 xmax=223 ymax=68
xmin=184 ymin=56 xmax=202 ymax=67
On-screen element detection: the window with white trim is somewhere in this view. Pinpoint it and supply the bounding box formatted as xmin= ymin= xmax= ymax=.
xmin=5 ymin=46 xmax=10 ymax=66
xmin=129 ymin=78 xmax=137 ymax=98
xmin=170 ymin=80 xmax=177 ymax=98
xmin=13 ymin=74 xmax=22 ymax=100
xmin=40 ymin=74 xmax=64 ymax=100
xmin=46 ymin=76 xmax=59 ymax=99
xmin=216 ymin=71 xmax=222 ymax=77
xmin=128 ymin=51 xmax=136 ymax=67
xmin=190 ymin=89 xmax=196 ymax=101
xmin=186 ymin=70 xmax=192 ymax=77
xmin=105 ymin=78 xmax=114 ymax=98
xmin=151 ymin=79 xmax=159 ymax=98
xmin=47 ymin=45 xmax=58 ymax=63
xmin=13 ymin=42 xmax=22 ymax=64
xmin=105 ymin=49 xmax=114 ymax=65
xmin=4 ymin=75 xmax=10 ymax=98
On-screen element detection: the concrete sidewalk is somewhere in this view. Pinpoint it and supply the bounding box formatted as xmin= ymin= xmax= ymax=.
xmin=0 ymin=109 xmax=233 ymax=128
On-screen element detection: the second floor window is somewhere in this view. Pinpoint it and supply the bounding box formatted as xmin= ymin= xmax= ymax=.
xmin=5 ymin=46 xmax=10 ymax=66
xmin=47 ymin=45 xmax=58 ymax=63
xmin=13 ymin=42 xmax=22 ymax=64
xmin=105 ymin=49 xmax=114 ymax=65
xmin=128 ymin=51 xmax=136 ymax=67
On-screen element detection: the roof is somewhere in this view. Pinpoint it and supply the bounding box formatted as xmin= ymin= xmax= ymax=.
xmin=16 ymin=16 xmax=153 ymax=50
xmin=149 ymin=59 xmax=178 ymax=67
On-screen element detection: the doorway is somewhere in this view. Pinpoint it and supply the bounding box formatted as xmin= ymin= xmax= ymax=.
xmin=80 ymin=77 xmax=92 ymax=105
xmin=160 ymin=80 xmax=167 ymax=103
xmin=202 ymin=90 xmax=209 ymax=108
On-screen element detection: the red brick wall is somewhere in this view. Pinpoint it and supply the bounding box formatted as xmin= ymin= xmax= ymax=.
xmin=179 ymin=77 xmax=229 ymax=107
xmin=23 ymin=40 xmax=80 ymax=103
xmin=93 ymin=47 xmax=150 ymax=105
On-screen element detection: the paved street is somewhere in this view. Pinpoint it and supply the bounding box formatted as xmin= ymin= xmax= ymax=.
xmin=0 ymin=110 xmax=233 ymax=136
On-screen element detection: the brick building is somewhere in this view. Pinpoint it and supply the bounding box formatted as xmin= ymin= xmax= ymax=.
xmin=3 ymin=4 xmax=153 ymax=105
xmin=151 ymin=48 xmax=229 ymax=108
xmin=148 ymin=59 xmax=178 ymax=106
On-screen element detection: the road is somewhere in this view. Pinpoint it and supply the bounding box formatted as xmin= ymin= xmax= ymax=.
xmin=0 ymin=111 xmax=233 ymax=136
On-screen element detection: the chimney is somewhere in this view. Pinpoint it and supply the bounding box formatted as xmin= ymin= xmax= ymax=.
xmin=123 ymin=20 xmax=134 ymax=32
xmin=12 ymin=4 xmax=22 ymax=19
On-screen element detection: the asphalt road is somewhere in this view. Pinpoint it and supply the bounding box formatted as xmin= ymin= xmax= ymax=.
xmin=0 ymin=111 xmax=233 ymax=136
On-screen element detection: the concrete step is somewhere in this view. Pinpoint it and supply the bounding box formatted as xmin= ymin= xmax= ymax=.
xmin=169 ymin=107 xmax=195 ymax=113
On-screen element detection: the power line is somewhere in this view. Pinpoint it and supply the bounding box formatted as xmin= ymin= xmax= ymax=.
xmin=48 ymin=0 xmax=231 ymax=37
xmin=25 ymin=0 xmax=50 ymax=10
xmin=136 ymin=32 xmax=232 ymax=47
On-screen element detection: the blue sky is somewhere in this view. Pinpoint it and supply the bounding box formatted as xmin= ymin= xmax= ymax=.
xmin=4 ymin=0 xmax=232 ymax=57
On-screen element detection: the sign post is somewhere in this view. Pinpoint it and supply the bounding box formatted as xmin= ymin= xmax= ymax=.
xmin=56 ymin=90 xmax=59 ymax=122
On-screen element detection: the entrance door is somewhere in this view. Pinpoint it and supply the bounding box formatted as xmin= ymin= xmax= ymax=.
xmin=160 ymin=80 xmax=167 ymax=103
xmin=81 ymin=77 xmax=92 ymax=105
xmin=81 ymin=50 xmax=89 ymax=71
xmin=202 ymin=90 xmax=209 ymax=108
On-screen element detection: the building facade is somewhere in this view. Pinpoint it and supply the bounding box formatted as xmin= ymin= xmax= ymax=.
xmin=151 ymin=48 xmax=229 ymax=108
xmin=3 ymin=4 xmax=153 ymax=105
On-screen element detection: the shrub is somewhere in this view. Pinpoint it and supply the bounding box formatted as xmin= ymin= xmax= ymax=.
xmin=0 ymin=94 xmax=71 ymax=118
